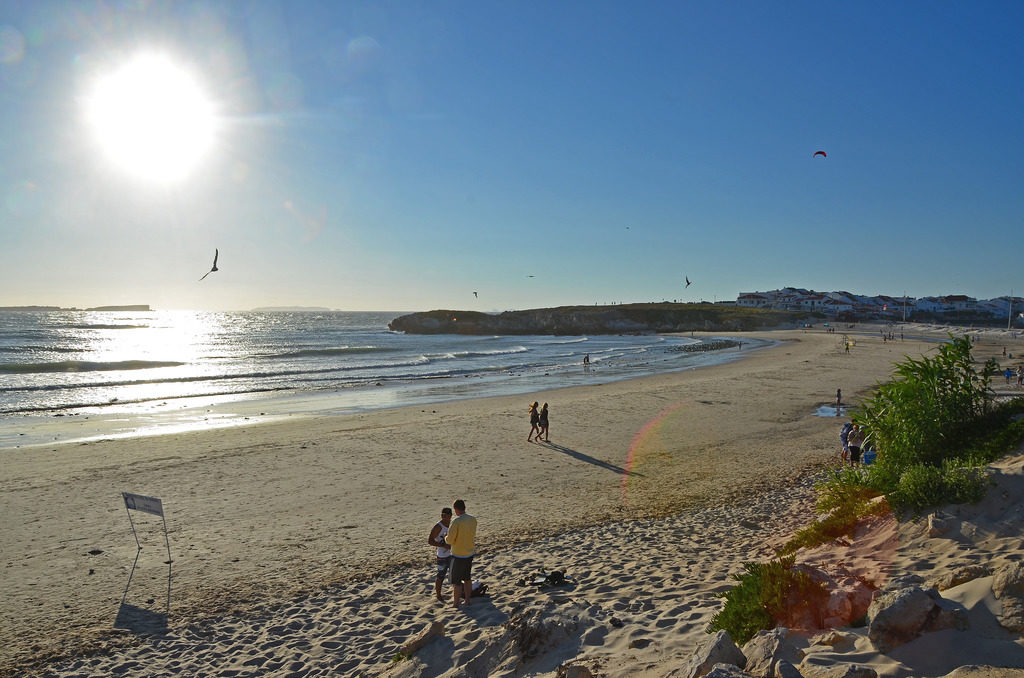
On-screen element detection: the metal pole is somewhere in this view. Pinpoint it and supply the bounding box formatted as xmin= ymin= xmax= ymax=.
xmin=121 ymin=504 xmax=143 ymax=605
xmin=161 ymin=513 xmax=172 ymax=614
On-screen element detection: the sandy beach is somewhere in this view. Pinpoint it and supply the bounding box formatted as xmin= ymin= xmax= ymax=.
xmin=3 ymin=324 xmax=1023 ymax=677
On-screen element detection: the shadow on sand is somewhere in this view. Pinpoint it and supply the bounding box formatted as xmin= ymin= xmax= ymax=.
xmin=114 ymin=602 xmax=168 ymax=635
xmin=537 ymin=442 xmax=642 ymax=477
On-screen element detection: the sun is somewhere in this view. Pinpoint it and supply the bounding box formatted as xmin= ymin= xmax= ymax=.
xmin=85 ymin=53 xmax=217 ymax=184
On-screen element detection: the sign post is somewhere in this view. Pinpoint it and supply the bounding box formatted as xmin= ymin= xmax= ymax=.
xmin=121 ymin=492 xmax=172 ymax=611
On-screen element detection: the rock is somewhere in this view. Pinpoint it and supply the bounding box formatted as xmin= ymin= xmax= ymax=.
xmin=940 ymin=665 xmax=1024 ymax=678
xmin=799 ymin=664 xmax=878 ymax=678
xmin=399 ymin=620 xmax=444 ymax=656
xmin=672 ymin=630 xmax=747 ymax=678
xmin=775 ymin=660 xmax=805 ymax=678
xmin=784 ymin=564 xmax=874 ymax=631
xmin=992 ymin=562 xmax=1024 ymax=632
xmin=926 ymin=512 xmax=957 ymax=537
xmin=742 ymin=628 xmax=805 ymax=678
xmin=866 ymin=586 xmax=968 ymax=653
xmin=807 ymin=630 xmax=856 ymax=654
xmin=704 ymin=665 xmax=757 ymax=678
xmin=992 ymin=562 xmax=1024 ymax=599
xmin=561 ymin=665 xmax=594 ymax=678
xmin=929 ymin=564 xmax=992 ymax=591
xmin=879 ymin=573 xmax=925 ymax=593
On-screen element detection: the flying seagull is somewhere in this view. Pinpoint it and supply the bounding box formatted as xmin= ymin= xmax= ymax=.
xmin=199 ymin=249 xmax=219 ymax=281
xmin=685 ymin=276 xmax=692 ymax=288
xmin=473 ymin=291 xmax=478 ymax=298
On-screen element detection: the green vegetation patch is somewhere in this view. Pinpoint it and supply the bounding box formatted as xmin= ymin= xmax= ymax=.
xmin=707 ymin=556 xmax=827 ymax=644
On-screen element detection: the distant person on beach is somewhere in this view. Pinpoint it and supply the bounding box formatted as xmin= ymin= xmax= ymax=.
xmin=444 ymin=499 xmax=477 ymax=609
xmin=836 ymin=388 xmax=842 ymax=407
xmin=583 ymin=354 xmax=590 ymax=366
xmin=528 ymin=401 xmax=541 ymax=441
xmin=847 ymin=424 xmax=865 ymax=467
xmin=1006 ymin=368 xmax=1014 ymax=385
xmin=839 ymin=421 xmax=853 ymax=464
xmin=427 ymin=507 xmax=453 ymax=602
xmin=538 ymin=403 xmax=550 ymax=442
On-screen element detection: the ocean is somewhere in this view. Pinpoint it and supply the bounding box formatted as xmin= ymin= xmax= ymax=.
xmin=0 ymin=310 xmax=767 ymax=448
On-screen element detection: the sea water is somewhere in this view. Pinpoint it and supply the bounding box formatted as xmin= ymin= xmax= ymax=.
xmin=0 ymin=310 xmax=767 ymax=447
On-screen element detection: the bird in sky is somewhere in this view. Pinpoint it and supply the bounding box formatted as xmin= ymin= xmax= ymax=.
xmin=527 ymin=275 xmax=535 ymax=278
xmin=473 ymin=291 xmax=478 ymax=298
xmin=199 ymin=249 xmax=219 ymax=281
xmin=685 ymin=276 xmax=692 ymax=288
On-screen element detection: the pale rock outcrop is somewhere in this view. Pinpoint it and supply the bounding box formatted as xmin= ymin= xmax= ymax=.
xmin=927 ymin=511 xmax=958 ymax=538
xmin=741 ymin=628 xmax=806 ymax=678
xmin=799 ymin=664 xmax=878 ymax=678
xmin=670 ymin=630 xmax=747 ymax=678
xmin=928 ymin=564 xmax=992 ymax=591
xmin=866 ymin=586 xmax=968 ymax=653
xmin=785 ymin=564 xmax=875 ymax=630
xmin=704 ymin=665 xmax=758 ymax=678
xmin=992 ymin=561 xmax=1024 ymax=632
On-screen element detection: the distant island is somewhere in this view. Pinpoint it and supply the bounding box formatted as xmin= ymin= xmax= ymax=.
xmin=0 ymin=305 xmax=151 ymax=312
xmin=388 ymin=303 xmax=808 ymax=335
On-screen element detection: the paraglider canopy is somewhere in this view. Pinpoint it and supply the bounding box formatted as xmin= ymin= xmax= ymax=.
xmin=813 ymin=150 xmax=827 ymax=158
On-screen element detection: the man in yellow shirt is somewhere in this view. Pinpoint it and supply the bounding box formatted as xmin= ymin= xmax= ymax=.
xmin=444 ymin=499 xmax=477 ymax=608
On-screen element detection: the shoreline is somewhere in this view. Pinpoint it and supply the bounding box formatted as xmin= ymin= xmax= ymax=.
xmin=3 ymin=326 xmax=1023 ymax=676
xmin=0 ymin=334 xmax=770 ymax=451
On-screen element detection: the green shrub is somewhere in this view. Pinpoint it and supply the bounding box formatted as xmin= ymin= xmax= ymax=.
xmin=888 ymin=461 xmax=987 ymax=513
xmin=777 ymin=469 xmax=886 ymax=555
xmin=707 ymin=557 xmax=826 ymax=644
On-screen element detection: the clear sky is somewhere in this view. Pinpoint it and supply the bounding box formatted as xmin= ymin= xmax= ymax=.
xmin=1 ymin=1 xmax=1021 ymax=312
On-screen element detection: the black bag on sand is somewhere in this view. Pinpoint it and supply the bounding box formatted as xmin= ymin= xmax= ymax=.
xmin=516 ymin=570 xmax=568 ymax=588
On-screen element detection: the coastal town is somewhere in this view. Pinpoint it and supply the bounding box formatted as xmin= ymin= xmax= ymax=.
xmin=732 ymin=288 xmax=1022 ymax=323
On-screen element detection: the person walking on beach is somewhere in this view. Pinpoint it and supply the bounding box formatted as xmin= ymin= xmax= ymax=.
xmin=527 ymin=401 xmax=541 ymax=442
xmin=427 ymin=507 xmax=453 ymax=602
xmin=444 ymin=499 xmax=477 ymax=609
xmin=839 ymin=421 xmax=853 ymax=464
xmin=538 ymin=403 xmax=550 ymax=442
xmin=835 ymin=388 xmax=842 ymax=407
xmin=847 ymin=423 xmax=866 ymax=467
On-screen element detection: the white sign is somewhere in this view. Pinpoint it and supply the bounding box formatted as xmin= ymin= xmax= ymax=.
xmin=122 ymin=492 xmax=164 ymax=517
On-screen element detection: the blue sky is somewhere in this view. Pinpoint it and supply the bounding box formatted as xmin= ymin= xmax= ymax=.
xmin=1 ymin=1 xmax=1021 ymax=312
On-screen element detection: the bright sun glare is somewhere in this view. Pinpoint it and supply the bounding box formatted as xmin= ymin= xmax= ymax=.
xmin=86 ymin=54 xmax=216 ymax=184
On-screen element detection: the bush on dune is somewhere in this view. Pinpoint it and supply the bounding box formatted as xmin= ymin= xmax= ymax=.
xmin=707 ymin=556 xmax=826 ymax=645
xmin=709 ymin=335 xmax=1024 ymax=643
xmin=851 ymin=334 xmax=1024 ymax=513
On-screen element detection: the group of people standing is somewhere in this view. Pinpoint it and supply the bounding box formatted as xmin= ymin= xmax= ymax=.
xmin=428 ymin=499 xmax=478 ymax=609
xmin=527 ymin=401 xmax=550 ymax=442
xmin=839 ymin=420 xmax=866 ymax=466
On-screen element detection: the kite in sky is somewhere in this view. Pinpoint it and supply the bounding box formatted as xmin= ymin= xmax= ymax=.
xmin=813 ymin=151 xmax=827 ymax=158
xmin=199 ymin=249 xmax=219 ymax=281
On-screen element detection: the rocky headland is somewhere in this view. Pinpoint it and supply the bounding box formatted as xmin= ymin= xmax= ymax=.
xmin=388 ymin=304 xmax=809 ymax=335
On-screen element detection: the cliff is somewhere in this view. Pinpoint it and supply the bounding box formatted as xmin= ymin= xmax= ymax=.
xmin=388 ymin=303 xmax=812 ymax=335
